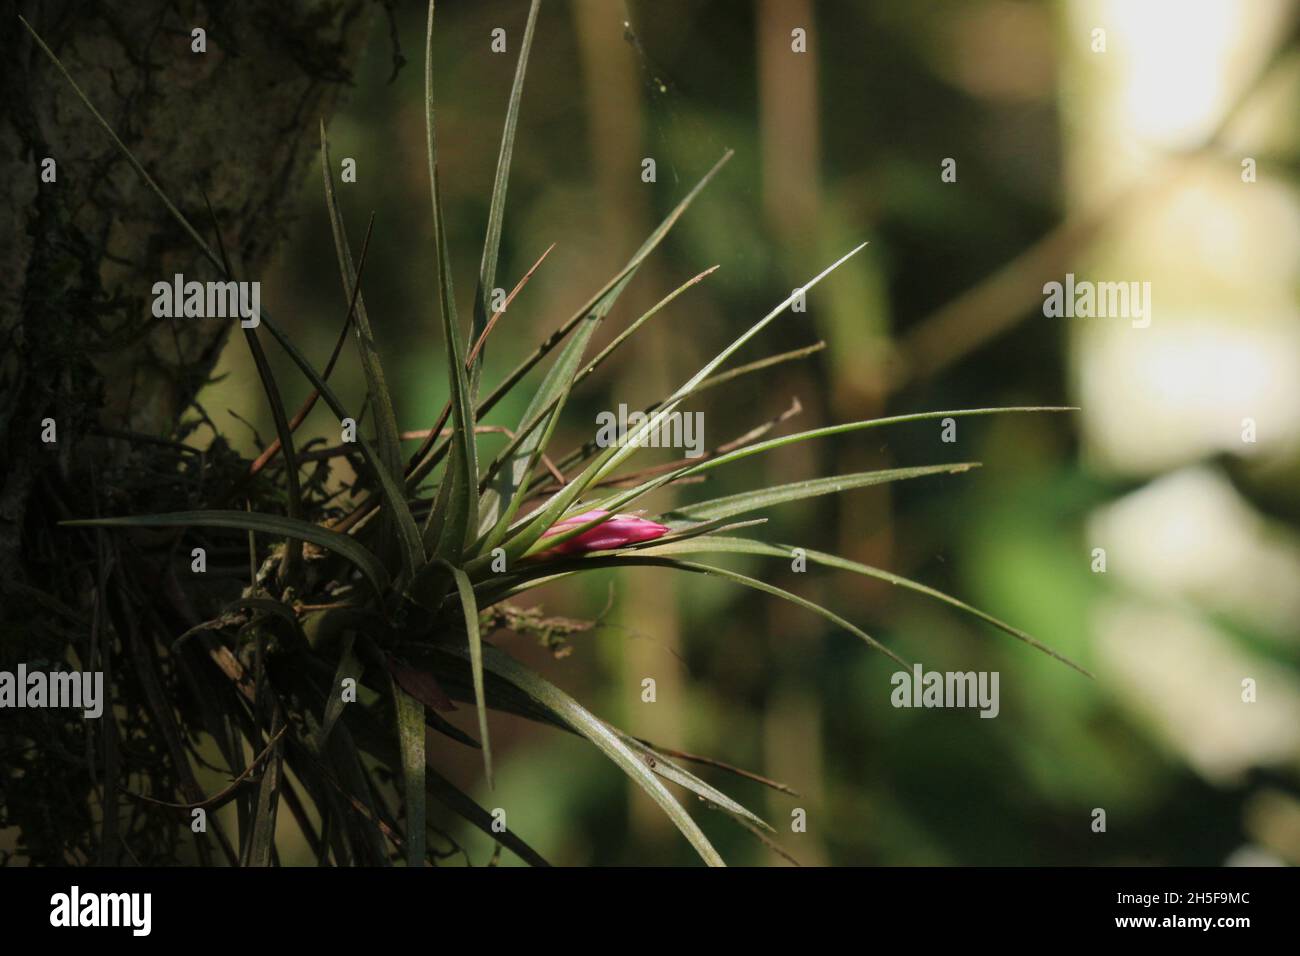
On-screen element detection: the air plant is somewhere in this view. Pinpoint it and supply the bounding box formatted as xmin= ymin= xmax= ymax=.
xmin=25 ymin=1 xmax=1085 ymax=867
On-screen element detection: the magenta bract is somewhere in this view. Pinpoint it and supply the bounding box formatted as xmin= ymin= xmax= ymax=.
xmin=538 ymin=509 xmax=669 ymax=556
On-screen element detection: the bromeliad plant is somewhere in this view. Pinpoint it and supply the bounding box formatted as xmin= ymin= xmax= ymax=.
xmin=29 ymin=2 xmax=1085 ymax=867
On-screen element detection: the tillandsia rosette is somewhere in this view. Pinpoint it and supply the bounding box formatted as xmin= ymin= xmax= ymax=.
xmin=25 ymin=0 xmax=1087 ymax=867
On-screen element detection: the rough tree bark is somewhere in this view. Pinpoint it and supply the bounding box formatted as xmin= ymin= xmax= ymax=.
xmin=0 ymin=0 xmax=376 ymax=863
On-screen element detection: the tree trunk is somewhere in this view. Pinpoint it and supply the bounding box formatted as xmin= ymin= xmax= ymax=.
xmin=0 ymin=0 xmax=374 ymax=864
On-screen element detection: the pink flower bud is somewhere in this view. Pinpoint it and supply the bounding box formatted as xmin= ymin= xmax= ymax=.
xmin=538 ymin=509 xmax=669 ymax=556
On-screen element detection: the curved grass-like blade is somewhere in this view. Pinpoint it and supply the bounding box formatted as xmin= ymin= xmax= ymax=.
xmin=242 ymin=324 xmax=304 ymax=586
xmin=613 ymin=731 xmax=773 ymax=834
xmin=246 ymin=721 xmax=284 ymax=867
xmin=249 ymin=215 xmax=375 ymax=477
xmin=675 ymin=407 xmax=1076 ymax=482
xmin=525 ymin=463 xmax=976 ymax=566
xmin=205 ymin=169 xmax=303 ymax=587
xmin=410 ymin=643 xmax=773 ymax=847
xmin=320 ymin=123 xmax=423 ymax=580
xmin=667 ymin=463 xmax=979 ymax=524
xmin=474 ymin=644 xmax=724 ymax=865
xmin=590 ymin=242 xmax=871 ymax=482
xmin=413 ymin=640 xmax=792 ymax=810
xmin=628 ymin=736 xmax=799 ymax=797
xmin=478 ymin=555 xmax=908 ymax=667
xmin=392 ymin=682 xmax=427 ymax=866
xmin=471 ymin=0 xmax=542 ymax=393
xmin=572 ymin=265 xmax=721 ymax=390
xmin=439 ymin=560 xmax=494 ymax=787
xmin=475 ymin=149 xmax=735 ymax=422
xmin=405 ymin=242 xmax=555 ymax=485
xmin=545 ymin=341 xmax=827 ymax=481
xmin=319 ymin=634 xmax=362 ymax=746
xmin=62 ymin=511 xmax=390 ymax=594
xmin=638 ymin=536 xmax=1091 ymax=676
xmin=424 ymin=0 xmax=478 ymax=560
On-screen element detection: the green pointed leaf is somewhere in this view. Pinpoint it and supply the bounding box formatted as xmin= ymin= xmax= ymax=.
xmin=475 ymin=149 xmax=734 ymax=421
xmin=304 ymin=712 xmax=391 ymax=865
xmin=674 ymin=407 xmax=1075 ymax=483
xmin=638 ymin=536 xmax=1092 ymax=676
xmin=241 ymin=326 xmax=304 ymax=585
xmin=424 ymin=0 xmax=478 ymax=560
xmin=548 ymin=342 xmax=826 ymax=478
xmin=318 ymin=634 xmax=361 ymax=746
xmin=246 ymin=723 xmax=283 ymax=867
xmin=406 ymin=243 xmax=557 ymax=489
xmin=481 ymin=386 xmax=565 ymax=553
xmin=667 ymin=463 xmax=979 ymax=524
xmin=474 ymin=644 xmax=724 ymax=865
xmin=477 ymin=391 xmax=562 ymax=496
xmin=438 ymin=560 xmax=493 ymax=787
xmin=613 ymin=732 xmax=773 ymax=833
xmin=471 ymin=0 xmax=542 ymax=393
xmin=589 ymin=242 xmax=872 ymax=483
xmin=574 ymin=266 xmax=720 ymax=391
xmin=320 ymin=123 xmax=423 ymax=580
xmin=420 ymin=441 xmax=458 ymax=561
xmin=392 ymin=684 xmax=427 ymax=867
xmin=62 ymin=511 xmax=390 ymax=594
